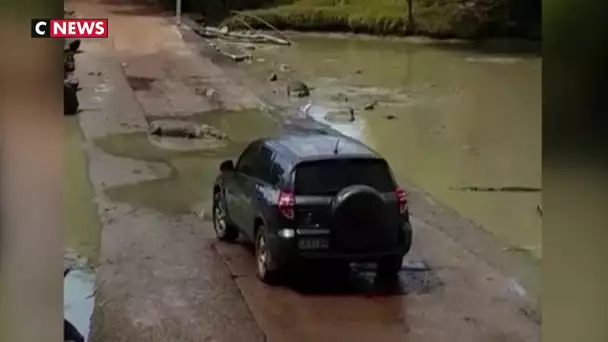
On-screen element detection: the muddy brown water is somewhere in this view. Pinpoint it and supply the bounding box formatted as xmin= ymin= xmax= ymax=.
xmin=96 ymin=109 xmax=282 ymax=214
xmin=241 ymin=36 xmax=542 ymax=258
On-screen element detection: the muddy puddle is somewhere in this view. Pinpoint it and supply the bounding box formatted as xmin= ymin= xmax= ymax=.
xmin=285 ymin=261 xmax=442 ymax=296
xmin=65 ymin=117 xmax=101 ymax=263
xmin=241 ymin=36 xmax=542 ymax=258
xmin=95 ymin=109 xmax=282 ymax=214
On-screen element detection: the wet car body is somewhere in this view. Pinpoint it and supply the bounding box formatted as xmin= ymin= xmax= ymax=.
xmin=212 ymin=132 xmax=413 ymax=283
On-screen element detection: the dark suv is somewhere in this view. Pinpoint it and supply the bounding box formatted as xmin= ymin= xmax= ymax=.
xmin=212 ymin=132 xmax=412 ymax=284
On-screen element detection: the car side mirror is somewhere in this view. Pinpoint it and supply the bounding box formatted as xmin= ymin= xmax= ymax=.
xmin=220 ymin=160 xmax=235 ymax=173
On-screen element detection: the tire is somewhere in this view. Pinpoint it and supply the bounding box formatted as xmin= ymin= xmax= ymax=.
xmin=255 ymin=225 xmax=281 ymax=285
xmin=376 ymin=255 xmax=404 ymax=279
xmin=212 ymin=191 xmax=239 ymax=242
xmin=331 ymin=185 xmax=394 ymax=252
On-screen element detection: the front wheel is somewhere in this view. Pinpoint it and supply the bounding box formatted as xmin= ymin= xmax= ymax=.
xmin=212 ymin=191 xmax=239 ymax=242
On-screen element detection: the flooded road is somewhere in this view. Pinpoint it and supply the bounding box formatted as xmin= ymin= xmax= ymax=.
xmin=66 ymin=1 xmax=541 ymax=339
xmin=241 ymin=36 xmax=542 ymax=257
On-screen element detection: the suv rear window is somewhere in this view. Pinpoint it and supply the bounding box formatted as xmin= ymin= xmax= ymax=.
xmin=294 ymin=158 xmax=395 ymax=195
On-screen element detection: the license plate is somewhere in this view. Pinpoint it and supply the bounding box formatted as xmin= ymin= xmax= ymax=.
xmin=298 ymin=238 xmax=329 ymax=250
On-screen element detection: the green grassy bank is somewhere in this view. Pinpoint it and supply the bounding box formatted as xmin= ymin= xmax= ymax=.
xmin=178 ymin=0 xmax=540 ymax=39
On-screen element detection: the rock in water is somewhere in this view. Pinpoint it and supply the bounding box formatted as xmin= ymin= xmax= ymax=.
xmin=331 ymin=92 xmax=349 ymax=102
xmin=268 ymin=73 xmax=278 ymax=82
xmin=363 ymin=100 xmax=378 ymax=111
xmin=199 ymin=124 xmax=227 ymax=140
xmin=287 ymin=81 xmax=310 ymax=98
xmin=64 ymin=83 xmax=79 ymax=115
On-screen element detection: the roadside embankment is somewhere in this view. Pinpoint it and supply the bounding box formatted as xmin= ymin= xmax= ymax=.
xmin=182 ymin=0 xmax=540 ymax=39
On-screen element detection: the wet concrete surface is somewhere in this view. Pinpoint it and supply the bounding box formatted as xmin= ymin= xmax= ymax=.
xmin=67 ymin=0 xmax=540 ymax=341
xmin=212 ymin=214 xmax=539 ymax=342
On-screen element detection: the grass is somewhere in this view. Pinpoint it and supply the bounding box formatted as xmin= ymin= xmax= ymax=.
xmin=215 ymin=0 xmax=539 ymax=39
xmin=64 ymin=117 xmax=101 ymax=264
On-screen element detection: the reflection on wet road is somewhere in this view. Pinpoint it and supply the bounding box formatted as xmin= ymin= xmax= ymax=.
xmin=212 ymin=215 xmax=539 ymax=342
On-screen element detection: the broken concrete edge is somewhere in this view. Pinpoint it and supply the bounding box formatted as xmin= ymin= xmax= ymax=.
xmin=148 ymin=120 xmax=228 ymax=140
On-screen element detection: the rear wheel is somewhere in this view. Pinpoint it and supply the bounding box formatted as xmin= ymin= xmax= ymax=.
xmin=376 ymin=255 xmax=404 ymax=279
xmin=255 ymin=226 xmax=282 ymax=285
xmin=213 ymin=191 xmax=239 ymax=242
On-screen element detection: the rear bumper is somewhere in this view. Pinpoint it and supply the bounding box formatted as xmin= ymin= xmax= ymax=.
xmin=268 ymin=222 xmax=412 ymax=267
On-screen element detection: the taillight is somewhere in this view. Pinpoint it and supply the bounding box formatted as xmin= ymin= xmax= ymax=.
xmin=278 ymin=190 xmax=295 ymax=219
xmin=395 ymin=187 xmax=407 ymax=214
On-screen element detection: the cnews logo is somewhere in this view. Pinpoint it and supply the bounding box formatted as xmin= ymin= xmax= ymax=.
xmin=31 ymin=19 xmax=108 ymax=38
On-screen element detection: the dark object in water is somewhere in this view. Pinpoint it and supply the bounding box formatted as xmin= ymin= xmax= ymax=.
xmin=286 ymin=81 xmax=310 ymax=97
xmin=68 ymin=39 xmax=81 ymax=53
xmin=450 ymin=186 xmax=541 ymax=193
xmin=268 ymin=73 xmax=278 ymax=82
xmin=348 ymin=107 xmax=355 ymax=122
xmin=384 ymin=115 xmax=396 ymax=120
xmin=64 ymin=83 xmax=79 ymax=115
xmin=536 ymin=205 xmax=542 ymax=217
xmin=364 ymin=100 xmax=378 ymax=111
xmin=64 ymin=52 xmax=75 ymax=73
xmin=332 ymin=92 xmax=349 ymax=102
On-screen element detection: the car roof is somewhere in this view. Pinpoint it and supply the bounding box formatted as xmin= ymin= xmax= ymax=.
xmin=263 ymin=132 xmax=384 ymax=163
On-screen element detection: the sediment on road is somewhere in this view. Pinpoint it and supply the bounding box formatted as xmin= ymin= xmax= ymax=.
xmin=174 ymin=0 xmax=541 ymax=39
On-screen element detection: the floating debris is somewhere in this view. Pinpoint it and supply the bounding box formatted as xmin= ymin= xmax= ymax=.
xmin=450 ymin=186 xmax=541 ymax=193
xmin=363 ymin=100 xmax=378 ymax=111
xmin=149 ymin=120 xmax=227 ymax=140
xmin=192 ymin=25 xmax=291 ymax=46
xmin=331 ymin=92 xmax=349 ymax=102
xmin=286 ymin=80 xmax=310 ymax=98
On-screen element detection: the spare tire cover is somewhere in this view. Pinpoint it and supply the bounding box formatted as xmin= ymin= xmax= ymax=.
xmin=330 ymin=185 xmax=394 ymax=252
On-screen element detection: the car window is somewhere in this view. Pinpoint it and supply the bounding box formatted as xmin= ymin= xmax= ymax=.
xmin=251 ymin=145 xmax=275 ymax=183
xmin=236 ymin=142 xmax=261 ymax=176
xmin=294 ymin=158 xmax=395 ymax=195
xmin=269 ymin=152 xmax=291 ymax=186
